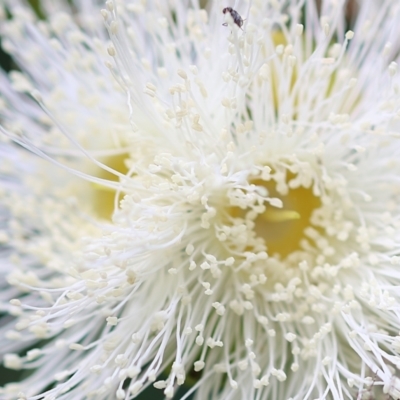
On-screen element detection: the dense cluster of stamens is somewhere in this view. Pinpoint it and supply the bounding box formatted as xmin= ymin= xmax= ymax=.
xmin=1 ymin=0 xmax=400 ymax=399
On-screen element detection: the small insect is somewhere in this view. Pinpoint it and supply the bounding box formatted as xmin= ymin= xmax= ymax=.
xmin=356 ymin=371 xmax=379 ymax=400
xmin=222 ymin=7 xmax=244 ymax=29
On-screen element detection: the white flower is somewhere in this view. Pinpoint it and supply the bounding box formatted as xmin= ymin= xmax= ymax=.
xmin=1 ymin=0 xmax=400 ymax=399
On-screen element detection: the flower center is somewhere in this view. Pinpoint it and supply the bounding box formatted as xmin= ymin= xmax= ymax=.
xmin=227 ymin=169 xmax=322 ymax=259
xmin=252 ymin=176 xmax=321 ymax=257
xmin=93 ymin=154 xmax=129 ymax=219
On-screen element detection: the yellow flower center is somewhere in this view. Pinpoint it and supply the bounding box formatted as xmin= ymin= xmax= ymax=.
xmin=252 ymin=178 xmax=320 ymax=257
xmin=92 ymin=154 xmax=129 ymax=219
xmin=228 ymin=171 xmax=321 ymax=258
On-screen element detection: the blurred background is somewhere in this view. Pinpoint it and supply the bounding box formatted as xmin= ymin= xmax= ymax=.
xmin=0 ymin=1 xmax=194 ymax=398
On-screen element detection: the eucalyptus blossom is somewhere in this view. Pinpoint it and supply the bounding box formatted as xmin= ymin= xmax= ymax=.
xmin=1 ymin=0 xmax=400 ymax=399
